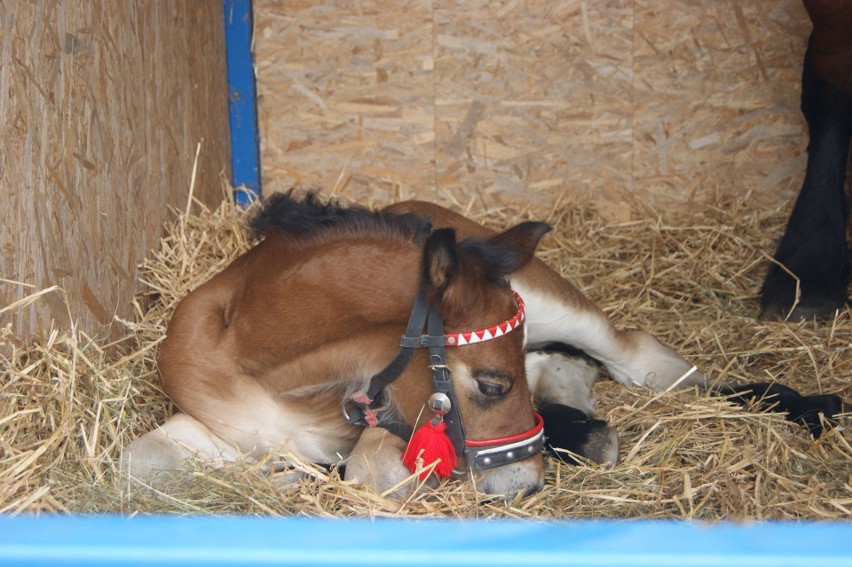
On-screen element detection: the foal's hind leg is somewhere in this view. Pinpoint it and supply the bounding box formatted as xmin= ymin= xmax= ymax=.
xmin=384 ymin=201 xmax=706 ymax=392
xmin=121 ymin=412 xmax=241 ymax=487
xmin=526 ymin=349 xmax=600 ymax=416
xmin=511 ymin=271 xmax=706 ymax=392
xmin=539 ymin=403 xmax=618 ymax=465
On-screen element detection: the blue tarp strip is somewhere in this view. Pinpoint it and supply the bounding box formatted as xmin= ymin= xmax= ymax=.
xmin=0 ymin=516 xmax=850 ymax=566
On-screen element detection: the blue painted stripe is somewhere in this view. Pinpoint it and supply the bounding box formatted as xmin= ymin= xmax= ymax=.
xmin=224 ymin=0 xmax=261 ymax=205
xmin=0 ymin=516 xmax=850 ymax=566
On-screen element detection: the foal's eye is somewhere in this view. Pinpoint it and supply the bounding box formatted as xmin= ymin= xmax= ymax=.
xmin=476 ymin=380 xmax=505 ymax=397
xmin=473 ymin=371 xmax=511 ymax=398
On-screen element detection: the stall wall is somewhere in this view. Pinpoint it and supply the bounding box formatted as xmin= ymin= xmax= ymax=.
xmin=254 ymin=0 xmax=811 ymax=216
xmin=0 ymin=1 xmax=231 ymax=338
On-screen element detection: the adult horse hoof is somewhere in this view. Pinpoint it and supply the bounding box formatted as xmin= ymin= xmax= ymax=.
xmin=759 ymin=296 xmax=848 ymax=321
xmin=578 ymin=422 xmax=619 ymax=465
xmin=759 ymin=266 xmax=849 ymax=321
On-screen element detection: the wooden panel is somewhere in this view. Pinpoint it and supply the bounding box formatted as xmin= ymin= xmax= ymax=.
xmin=434 ymin=0 xmax=635 ymax=212
xmin=254 ymin=0 xmax=810 ymax=216
xmin=632 ymin=0 xmax=810 ymax=206
xmin=0 ymin=1 xmax=231 ymax=338
xmin=254 ymin=0 xmax=435 ymax=204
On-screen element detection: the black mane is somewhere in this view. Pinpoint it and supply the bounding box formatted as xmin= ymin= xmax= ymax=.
xmin=249 ymin=191 xmax=432 ymax=245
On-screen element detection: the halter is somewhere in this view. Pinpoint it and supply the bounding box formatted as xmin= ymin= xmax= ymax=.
xmin=343 ymin=280 xmax=544 ymax=473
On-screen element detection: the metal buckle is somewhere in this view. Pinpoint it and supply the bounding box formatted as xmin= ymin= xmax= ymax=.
xmin=342 ymin=393 xmax=379 ymax=427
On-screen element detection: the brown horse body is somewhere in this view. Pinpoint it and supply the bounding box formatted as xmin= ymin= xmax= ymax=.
xmin=123 ymin=194 xmax=704 ymax=496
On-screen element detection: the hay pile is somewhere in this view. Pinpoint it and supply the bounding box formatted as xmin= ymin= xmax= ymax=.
xmin=2 ymin=192 xmax=850 ymax=519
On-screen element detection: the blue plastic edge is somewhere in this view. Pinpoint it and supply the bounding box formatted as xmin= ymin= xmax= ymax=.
xmin=0 ymin=516 xmax=850 ymax=566
xmin=224 ymin=0 xmax=261 ymax=206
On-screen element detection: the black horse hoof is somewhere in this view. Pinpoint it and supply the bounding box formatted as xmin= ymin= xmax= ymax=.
xmin=719 ymin=382 xmax=848 ymax=439
xmin=539 ymin=403 xmax=619 ymax=465
xmin=759 ymin=265 xmax=849 ymax=320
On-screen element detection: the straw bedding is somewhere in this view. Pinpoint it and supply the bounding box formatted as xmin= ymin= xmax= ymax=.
xmin=2 ymin=191 xmax=850 ymax=519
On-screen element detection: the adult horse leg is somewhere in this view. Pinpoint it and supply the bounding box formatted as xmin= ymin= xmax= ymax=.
xmin=760 ymin=0 xmax=852 ymax=319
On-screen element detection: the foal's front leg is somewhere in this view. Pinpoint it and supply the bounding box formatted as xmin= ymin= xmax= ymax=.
xmin=345 ymin=427 xmax=436 ymax=498
xmin=121 ymin=412 xmax=242 ymax=487
xmin=527 ymin=350 xmax=619 ymax=465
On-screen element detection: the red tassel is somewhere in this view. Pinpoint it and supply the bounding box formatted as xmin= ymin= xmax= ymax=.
xmin=402 ymin=420 xmax=457 ymax=480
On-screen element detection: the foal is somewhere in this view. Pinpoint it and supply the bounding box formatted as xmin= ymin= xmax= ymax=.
xmin=124 ymin=193 xmax=706 ymax=496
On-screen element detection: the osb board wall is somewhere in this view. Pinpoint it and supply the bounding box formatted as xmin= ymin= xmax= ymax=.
xmin=0 ymin=1 xmax=231 ymax=338
xmin=254 ymin=0 xmax=811 ymax=215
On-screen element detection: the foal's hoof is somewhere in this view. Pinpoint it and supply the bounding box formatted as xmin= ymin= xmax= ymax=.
xmin=719 ymin=382 xmax=851 ymax=439
xmin=267 ymin=460 xmax=311 ymax=487
xmin=539 ymin=403 xmax=619 ymax=465
xmin=576 ymin=422 xmax=619 ymax=465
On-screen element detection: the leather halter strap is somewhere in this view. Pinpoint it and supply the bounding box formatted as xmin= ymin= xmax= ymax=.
xmin=342 ymin=282 xmax=453 ymax=439
xmin=425 ymin=300 xmax=467 ymax=456
xmin=365 ymin=283 xmax=433 ymax=402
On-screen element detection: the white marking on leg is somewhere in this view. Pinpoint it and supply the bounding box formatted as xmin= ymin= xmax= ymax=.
xmin=512 ymin=281 xmax=705 ymax=391
xmin=525 ymin=351 xmax=598 ymax=416
xmin=121 ymin=413 xmax=241 ymax=484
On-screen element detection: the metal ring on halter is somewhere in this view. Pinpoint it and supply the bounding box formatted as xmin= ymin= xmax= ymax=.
xmin=428 ymin=392 xmax=452 ymax=419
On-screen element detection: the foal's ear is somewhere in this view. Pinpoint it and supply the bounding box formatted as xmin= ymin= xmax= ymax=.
xmin=486 ymin=221 xmax=551 ymax=275
xmin=423 ymin=228 xmax=460 ymax=296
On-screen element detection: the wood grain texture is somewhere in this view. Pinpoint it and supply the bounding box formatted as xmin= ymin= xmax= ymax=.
xmin=0 ymin=1 xmax=231 ymax=338
xmin=255 ymin=0 xmax=811 ymax=216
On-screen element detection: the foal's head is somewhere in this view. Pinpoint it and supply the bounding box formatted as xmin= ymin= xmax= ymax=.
xmin=419 ymin=221 xmax=551 ymax=495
